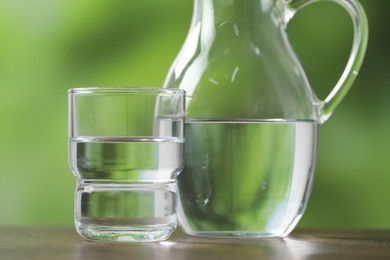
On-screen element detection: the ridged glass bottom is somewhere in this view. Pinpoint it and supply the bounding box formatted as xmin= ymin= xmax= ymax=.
xmin=75 ymin=222 xmax=176 ymax=242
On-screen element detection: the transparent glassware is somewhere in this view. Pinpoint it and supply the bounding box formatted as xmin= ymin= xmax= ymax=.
xmin=68 ymin=87 xmax=185 ymax=242
xmin=164 ymin=0 xmax=368 ymax=237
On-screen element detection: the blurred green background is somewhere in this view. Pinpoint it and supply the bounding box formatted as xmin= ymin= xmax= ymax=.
xmin=0 ymin=0 xmax=388 ymax=229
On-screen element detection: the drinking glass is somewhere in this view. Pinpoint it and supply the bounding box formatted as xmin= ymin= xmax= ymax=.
xmin=68 ymin=87 xmax=185 ymax=242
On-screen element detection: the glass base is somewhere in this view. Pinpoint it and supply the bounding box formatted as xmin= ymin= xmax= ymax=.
xmin=182 ymin=230 xmax=288 ymax=238
xmin=75 ymin=222 xmax=176 ymax=242
xmin=177 ymin=205 xmax=303 ymax=238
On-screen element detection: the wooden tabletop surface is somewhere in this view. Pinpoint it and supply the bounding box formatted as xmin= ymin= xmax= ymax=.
xmin=1 ymin=227 xmax=390 ymax=259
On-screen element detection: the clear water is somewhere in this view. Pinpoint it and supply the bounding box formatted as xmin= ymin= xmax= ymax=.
xmin=69 ymin=137 xmax=184 ymax=242
xmin=177 ymin=119 xmax=317 ymax=237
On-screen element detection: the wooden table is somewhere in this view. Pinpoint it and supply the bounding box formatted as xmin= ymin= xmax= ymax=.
xmin=1 ymin=227 xmax=390 ymax=259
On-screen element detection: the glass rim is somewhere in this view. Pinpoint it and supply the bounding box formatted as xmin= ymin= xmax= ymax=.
xmin=68 ymin=87 xmax=185 ymax=95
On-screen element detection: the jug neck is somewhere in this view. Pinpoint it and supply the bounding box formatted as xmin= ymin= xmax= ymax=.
xmin=192 ymin=0 xmax=284 ymax=29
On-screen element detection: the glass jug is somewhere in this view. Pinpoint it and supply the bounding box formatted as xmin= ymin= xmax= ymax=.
xmin=164 ymin=0 xmax=368 ymax=237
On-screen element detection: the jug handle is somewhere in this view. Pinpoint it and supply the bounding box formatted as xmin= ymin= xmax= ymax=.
xmin=284 ymin=0 xmax=368 ymax=123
